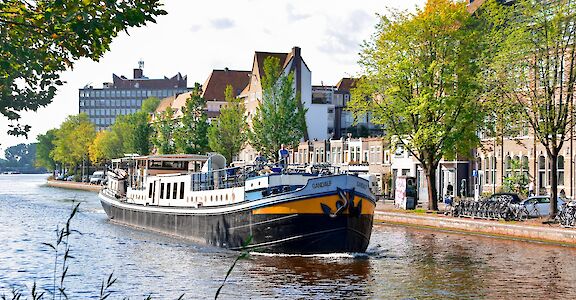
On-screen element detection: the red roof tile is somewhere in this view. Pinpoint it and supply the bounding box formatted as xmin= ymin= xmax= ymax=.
xmin=201 ymin=69 xmax=251 ymax=102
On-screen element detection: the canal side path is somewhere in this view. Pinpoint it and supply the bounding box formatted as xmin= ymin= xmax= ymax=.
xmin=46 ymin=179 xmax=576 ymax=246
xmin=375 ymin=201 xmax=576 ymax=246
xmin=45 ymin=179 xmax=103 ymax=192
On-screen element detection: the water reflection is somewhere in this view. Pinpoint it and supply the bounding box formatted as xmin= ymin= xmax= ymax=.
xmin=247 ymin=254 xmax=372 ymax=299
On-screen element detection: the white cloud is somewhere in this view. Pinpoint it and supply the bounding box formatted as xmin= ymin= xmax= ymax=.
xmin=210 ymin=18 xmax=235 ymax=30
xmin=0 ymin=0 xmax=425 ymax=152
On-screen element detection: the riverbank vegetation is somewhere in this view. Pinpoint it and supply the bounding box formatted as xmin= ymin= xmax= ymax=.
xmin=35 ymin=97 xmax=160 ymax=177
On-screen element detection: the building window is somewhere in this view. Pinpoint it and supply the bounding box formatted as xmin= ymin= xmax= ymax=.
xmin=505 ymin=155 xmax=512 ymax=178
xmin=558 ymin=155 xmax=565 ymax=186
xmin=538 ymin=155 xmax=546 ymax=189
xmin=521 ymin=155 xmax=529 ymax=179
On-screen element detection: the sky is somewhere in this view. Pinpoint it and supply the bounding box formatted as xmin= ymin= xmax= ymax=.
xmin=0 ymin=0 xmax=425 ymax=155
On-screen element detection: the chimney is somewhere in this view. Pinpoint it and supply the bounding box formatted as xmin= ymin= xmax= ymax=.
xmin=134 ymin=68 xmax=143 ymax=79
xmin=292 ymin=46 xmax=301 ymax=59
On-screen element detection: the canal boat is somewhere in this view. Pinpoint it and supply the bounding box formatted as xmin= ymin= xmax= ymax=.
xmin=98 ymin=154 xmax=376 ymax=254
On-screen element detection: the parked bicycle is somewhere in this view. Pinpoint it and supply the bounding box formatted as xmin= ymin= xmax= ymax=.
xmin=556 ymin=200 xmax=576 ymax=228
xmin=450 ymin=193 xmax=528 ymax=221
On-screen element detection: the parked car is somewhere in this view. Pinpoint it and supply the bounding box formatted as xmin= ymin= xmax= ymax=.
xmin=89 ymin=171 xmax=106 ymax=185
xmin=90 ymin=171 xmax=106 ymax=184
xmin=65 ymin=175 xmax=74 ymax=181
xmin=521 ymin=196 xmax=565 ymax=217
xmin=487 ymin=192 xmax=523 ymax=204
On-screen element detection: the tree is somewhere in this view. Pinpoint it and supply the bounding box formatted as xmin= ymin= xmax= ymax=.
xmin=51 ymin=113 xmax=95 ymax=169
xmin=2 ymin=143 xmax=35 ymax=168
xmin=141 ymin=97 xmax=161 ymax=114
xmin=208 ymin=85 xmax=248 ymax=163
xmin=503 ymin=158 xmax=529 ymax=197
xmin=174 ymin=83 xmax=210 ymax=154
xmin=350 ymin=0 xmax=483 ymax=211
xmin=35 ymin=129 xmax=57 ymax=170
xmin=0 ymin=0 xmax=166 ymax=136
xmin=481 ymin=0 xmax=576 ymax=217
xmin=89 ymin=130 xmax=122 ymax=164
xmin=248 ymin=56 xmax=307 ymax=159
xmin=152 ymin=107 xmax=175 ymax=155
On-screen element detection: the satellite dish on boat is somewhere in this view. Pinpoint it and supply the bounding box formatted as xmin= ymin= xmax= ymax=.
xmin=201 ymin=153 xmax=227 ymax=172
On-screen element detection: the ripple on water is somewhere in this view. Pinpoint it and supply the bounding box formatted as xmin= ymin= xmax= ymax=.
xmin=2 ymin=174 xmax=576 ymax=299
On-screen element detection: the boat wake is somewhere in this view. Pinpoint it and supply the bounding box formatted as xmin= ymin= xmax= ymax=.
xmin=249 ymin=252 xmax=370 ymax=259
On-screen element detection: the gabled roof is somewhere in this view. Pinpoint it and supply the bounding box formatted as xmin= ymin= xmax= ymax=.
xmin=155 ymin=95 xmax=175 ymax=114
xmin=201 ymin=69 xmax=251 ymax=101
xmin=171 ymin=91 xmax=193 ymax=110
xmin=336 ymin=78 xmax=358 ymax=92
xmin=254 ymin=52 xmax=289 ymax=81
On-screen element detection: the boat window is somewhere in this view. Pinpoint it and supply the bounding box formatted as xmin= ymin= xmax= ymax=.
xmin=173 ymin=183 xmax=178 ymax=199
xmin=180 ymin=182 xmax=185 ymax=199
xmin=160 ymin=183 xmax=165 ymax=199
xmin=148 ymin=183 xmax=153 ymax=198
xmin=166 ymin=183 xmax=171 ymax=199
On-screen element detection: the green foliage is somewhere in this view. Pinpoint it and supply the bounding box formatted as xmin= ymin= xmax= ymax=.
xmin=208 ymin=85 xmax=248 ymax=163
xmin=35 ymin=129 xmax=57 ymax=170
xmin=89 ymin=130 xmax=122 ymax=164
xmin=112 ymin=111 xmax=153 ymax=156
xmin=0 ymin=0 xmax=166 ymax=136
xmin=141 ymin=97 xmax=161 ymax=114
xmin=2 ymin=143 xmax=36 ymax=168
xmin=351 ymin=0 xmax=483 ymax=210
xmin=248 ymin=56 xmax=307 ymax=159
xmin=174 ymin=83 xmax=210 ymax=154
xmin=51 ymin=113 xmax=95 ymax=167
xmin=503 ymin=159 xmax=529 ymax=197
xmin=480 ymin=0 xmax=576 ymax=216
xmin=152 ymin=107 xmax=176 ymax=155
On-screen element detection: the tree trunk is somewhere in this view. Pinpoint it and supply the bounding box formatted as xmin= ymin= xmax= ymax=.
xmin=549 ymin=152 xmax=559 ymax=217
xmin=426 ymin=165 xmax=438 ymax=211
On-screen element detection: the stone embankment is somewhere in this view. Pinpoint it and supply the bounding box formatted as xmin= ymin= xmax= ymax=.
xmin=374 ymin=202 xmax=576 ymax=246
xmin=46 ymin=179 xmax=103 ymax=192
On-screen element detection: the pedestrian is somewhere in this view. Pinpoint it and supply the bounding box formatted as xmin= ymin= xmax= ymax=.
xmin=278 ymin=144 xmax=289 ymax=168
xmin=528 ymin=181 xmax=534 ymax=197
xmin=254 ymin=151 xmax=267 ymax=165
xmin=560 ymin=189 xmax=566 ymax=199
xmin=446 ymin=182 xmax=453 ymax=196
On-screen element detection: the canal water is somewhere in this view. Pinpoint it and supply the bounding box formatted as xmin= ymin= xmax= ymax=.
xmin=1 ymin=174 xmax=576 ymax=299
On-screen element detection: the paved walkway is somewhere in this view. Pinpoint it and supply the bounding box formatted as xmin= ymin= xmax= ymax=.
xmin=45 ymin=179 xmax=103 ymax=192
xmin=374 ymin=201 xmax=576 ymax=246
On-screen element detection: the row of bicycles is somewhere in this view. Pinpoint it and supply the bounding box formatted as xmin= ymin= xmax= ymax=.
xmin=449 ymin=194 xmax=530 ymax=221
xmin=557 ymin=201 xmax=576 ymax=227
xmin=448 ymin=194 xmax=576 ymax=227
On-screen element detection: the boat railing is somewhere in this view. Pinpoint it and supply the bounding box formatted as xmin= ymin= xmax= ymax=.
xmin=188 ymin=163 xmax=342 ymax=192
